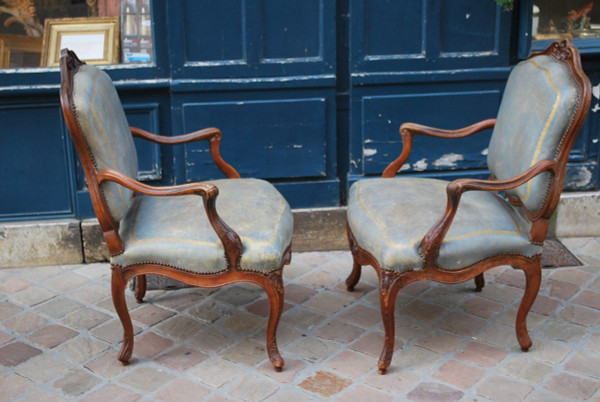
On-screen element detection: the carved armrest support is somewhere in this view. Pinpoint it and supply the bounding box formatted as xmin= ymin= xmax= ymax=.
xmin=130 ymin=126 xmax=241 ymax=178
xmin=97 ymin=168 xmax=243 ymax=269
xmin=419 ymin=158 xmax=558 ymax=266
xmin=382 ymin=119 xmax=496 ymax=178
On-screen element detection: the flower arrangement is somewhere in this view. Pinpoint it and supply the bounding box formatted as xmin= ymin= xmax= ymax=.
xmin=494 ymin=0 xmax=514 ymax=11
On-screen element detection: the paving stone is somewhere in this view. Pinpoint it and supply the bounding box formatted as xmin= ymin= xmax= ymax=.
xmin=280 ymin=308 xmax=326 ymax=332
xmin=584 ymin=333 xmax=600 ymax=353
xmin=375 ymin=316 xmax=426 ymax=342
xmin=80 ymin=383 xmax=141 ymax=402
xmin=55 ymin=336 xmax=110 ymax=364
xmin=558 ymin=304 xmax=600 ymax=327
xmin=228 ymin=375 xmax=279 ymax=402
xmin=530 ymin=295 xmax=562 ymax=315
xmin=455 ymin=342 xmax=507 ymax=367
xmin=549 ymin=268 xmax=594 ymax=286
xmin=91 ymin=319 xmax=143 ymax=344
xmin=68 ymin=284 xmax=107 ymax=304
xmin=0 ymin=300 xmax=22 ymax=320
xmin=0 ymin=342 xmax=42 ymax=366
xmin=540 ymin=318 xmax=589 ymax=342
xmin=268 ymin=390 xmax=310 ymax=402
xmin=435 ymin=311 xmax=486 ymax=336
xmin=190 ymin=329 xmax=233 ymax=353
xmin=303 ymin=292 xmax=351 ymax=315
xmin=245 ymin=298 xmax=293 ymax=317
xmin=10 ymin=286 xmax=56 ymax=307
xmin=0 ymin=330 xmax=14 ymax=346
xmin=460 ymin=297 xmax=504 ymax=318
xmin=338 ymin=304 xmax=381 ymax=328
xmin=476 ymin=323 xmax=518 ymax=350
xmin=414 ymin=332 xmax=461 ymax=354
xmin=400 ymin=281 xmax=430 ymax=296
xmin=188 ymin=359 xmax=244 ymax=388
xmin=43 ymin=272 xmax=89 ymax=292
xmin=574 ymin=290 xmax=600 ymax=310
xmin=499 ymin=355 xmax=552 ymax=383
xmin=156 ymin=379 xmax=210 ymax=401
xmin=3 ymin=311 xmax=46 ymax=334
xmin=282 ymin=284 xmax=317 ymax=304
xmin=495 ymin=269 xmax=526 ymax=288
xmin=213 ymin=285 xmax=262 ymax=306
xmin=545 ymin=279 xmax=580 ymax=300
xmin=298 ymin=371 xmax=351 ymax=398
xmin=94 ymin=293 xmax=137 ymax=314
xmin=543 ymin=373 xmax=600 ymax=400
xmin=281 ymin=262 xmax=311 ymax=280
xmin=34 ymin=296 xmax=84 ymax=319
xmin=314 ymin=319 xmax=364 ymax=343
xmin=287 ymin=336 xmax=340 ymax=363
xmin=258 ymin=358 xmax=306 ymax=383
xmin=565 ymin=351 xmax=600 ymax=379
xmin=156 ymin=316 xmax=204 ymax=341
xmin=296 ymin=271 xmax=339 ymax=289
xmin=0 ymin=373 xmax=35 ymax=400
xmin=27 ymin=324 xmax=77 ymax=348
xmin=186 ymin=299 xmax=226 ymax=323
xmin=326 ymin=350 xmax=377 ymax=378
xmin=336 ymin=384 xmax=393 ymax=402
xmin=85 ymin=352 xmax=130 ymax=378
xmin=431 ymin=360 xmax=485 ymax=389
xmin=62 ymin=308 xmax=111 ymax=330
xmin=365 ymin=369 xmax=419 ymax=394
xmin=133 ymin=331 xmax=174 ymax=358
xmin=478 ymin=282 xmax=522 ymax=303
xmin=349 ymin=332 xmax=402 ymax=357
xmin=221 ymin=339 xmax=267 ymax=366
xmin=0 ymin=277 xmax=30 ymax=294
xmin=526 ymin=390 xmax=574 ymax=402
xmin=74 ymin=263 xmax=109 ymax=279
xmin=476 ymin=375 xmax=533 ymax=402
xmin=590 ymin=276 xmax=600 ymax=291
xmin=52 ymin=369 xmax=102 ymax=397
xmin=15 ymin=354 xmax=72 ymax=383
xmin=220 ymin=313 xmax=264 ymax=334
xmin=496 ymin=308 xmax=547 ymax=330
xmin=406 ymin=382 xmax=464 ymax=402
xmin=154 ymin=288 xmax=217 ymax=311
xmin=130 ymin=304 xmax=175 ymax=327
xmin=119 ymin=366 xmax=175 ymax=392
xmin=400 ymin=300 xmax=446 ymax=323
xmin=17 ymin=388 xmax=68 ymax=402
xmin=527 ymin=338 xmax=572 ymax=364
xmin=420 ymin=287 xmax=470 ymax=307
xmin=155 ymin=346 xmax=209 ymax=371
xmin=393 ymin=347 xmax=444 ymax=373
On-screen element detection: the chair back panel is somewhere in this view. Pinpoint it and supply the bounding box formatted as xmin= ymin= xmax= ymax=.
xmin=487 ymin=53 xmax=582 ymax=214
xmin=71 ymin=64 xmax=138 ymax=222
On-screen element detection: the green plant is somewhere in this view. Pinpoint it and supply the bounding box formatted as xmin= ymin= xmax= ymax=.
xmin=494 ymin=0 xmax=514 ymax=11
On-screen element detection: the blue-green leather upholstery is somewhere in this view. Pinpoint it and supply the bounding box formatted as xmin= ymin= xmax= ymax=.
xmin=72 ymin=65 xmax=138 ymax=222
xmin=348 ymin=178 xmax=542 ymax=272
xmin=488 ymin=55 xmax=580 ymax=213
xmin=112 ymin=178 xmax=293 ymax=274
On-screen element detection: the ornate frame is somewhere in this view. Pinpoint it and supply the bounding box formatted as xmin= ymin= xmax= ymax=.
xmin=59 ymin=49 xmax=290 ymax=371
xmin=346 ymin=40 xmax=591 ymax=374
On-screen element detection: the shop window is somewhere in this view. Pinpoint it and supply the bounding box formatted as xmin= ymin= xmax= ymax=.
xmin=0 ymin=0 xmax=152 ymax=69
xmin=533 ymin=0 xmax=598 ymax=40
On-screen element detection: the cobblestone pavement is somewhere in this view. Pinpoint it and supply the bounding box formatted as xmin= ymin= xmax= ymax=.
xmin=1 ymin=238 xmax=600 ymax=401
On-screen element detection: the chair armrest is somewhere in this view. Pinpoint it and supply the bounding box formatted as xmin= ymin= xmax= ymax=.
xmin=382 ymin=119 xmax=496 ymax=178
xmin=97 ymin=168 xmax=243 ymax=268
xmin=130 ymin=126 xmax=241 ymax=178
xmin=419 ymin=158 xmax=557 ymax=266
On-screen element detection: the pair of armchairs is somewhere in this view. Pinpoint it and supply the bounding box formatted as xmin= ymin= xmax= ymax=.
xmin=59 ymin=40 xmax=590 ymax=374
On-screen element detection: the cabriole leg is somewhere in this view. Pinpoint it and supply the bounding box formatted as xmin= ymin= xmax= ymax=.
xmin=264 ymin=271 xmax=285 ymax=371
xmin=515 ymin=261 xmax=541 ymax=351
xmin=111 ymin=268 xmax=134 ymax=365
xmin=134 ymin=274 xmax=147 ymax=303
xmin=377 ymin=271 xmax=401 ymax=374
xmin=474 ymin=273 xmax=485 ymax=292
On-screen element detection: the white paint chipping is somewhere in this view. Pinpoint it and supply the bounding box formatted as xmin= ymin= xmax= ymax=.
xmin=593 ymin=83 xmax=600 ymax=99
xmin=481 ymin=148 xmax=489 ymax=156
xmin=292 ymin=144 xmax=303 ymax=148
xmin=566 ymin=166 xmax=593 ymax=187
xmin=400 ymin=163 xmax=411 ymax=172
xmin=593 ymin=138 xmax=599 ymax=143
xmin=364 ymin=148 xmax=378 ymax=157
xmin=433 ymin=153 xmax=464 ymax=167
xmin=413 ymin=158 xmax=428 ymax=171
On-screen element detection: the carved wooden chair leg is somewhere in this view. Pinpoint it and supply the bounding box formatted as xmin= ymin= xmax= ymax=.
xmin=263 ymin=270 xmax=285 ymax=371
xmin=474 ymin=273 xmax=485 ymax=292
xmin=377 ymin=271 xmax=402 ymax=374
xmin=111 ymin=268 xmax=134 ymax=365
xmin=346 ymin=261 xmax=362 ymax=291
xmin=515 ymin=259 xmax=542 ymax=352
xmin=134 ymin=274 xmax=147 ymax=303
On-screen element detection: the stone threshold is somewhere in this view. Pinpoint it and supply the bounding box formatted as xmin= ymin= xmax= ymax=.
xmin=1 ymin=191 xmax=598 ymax=268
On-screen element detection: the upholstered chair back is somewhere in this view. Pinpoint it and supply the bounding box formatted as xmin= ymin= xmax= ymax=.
xmin=487 ymin=53 xmax=581 ymax=214
xmin=71 ymin=64 xmax=138 ymax=222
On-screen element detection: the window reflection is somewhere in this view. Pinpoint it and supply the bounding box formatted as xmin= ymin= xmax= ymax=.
xmin=533 ymin=1 xmax=600 ymax=40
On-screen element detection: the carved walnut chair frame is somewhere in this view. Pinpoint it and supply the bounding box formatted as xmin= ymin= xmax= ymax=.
xmin=346 ymin=41 xmax=591 ymax=374
xmin=59 ymin=50 xmax=290 ymax=371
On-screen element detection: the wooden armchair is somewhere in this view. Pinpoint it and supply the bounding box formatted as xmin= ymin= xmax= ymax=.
xmin=59 ymin=49 xmax=293 ymax=371
xmin=346 ymin=40 xmax=591 ymax=374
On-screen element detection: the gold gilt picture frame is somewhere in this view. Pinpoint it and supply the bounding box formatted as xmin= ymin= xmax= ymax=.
xmin=41 ymin=17 xmax=119 ymax=67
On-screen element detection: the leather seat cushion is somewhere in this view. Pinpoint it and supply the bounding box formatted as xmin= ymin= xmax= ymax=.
xmin=111 ymin=178 xmax=293 ymax=274
xmin=347 ymin=178 xmax=542 ymax=273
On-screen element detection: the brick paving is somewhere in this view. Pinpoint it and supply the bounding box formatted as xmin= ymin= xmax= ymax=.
xmin=1 ymin=238 xmax=600 ymax=400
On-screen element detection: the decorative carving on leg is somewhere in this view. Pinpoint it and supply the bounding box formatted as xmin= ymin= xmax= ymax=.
xmin=377 ymin=270 xmax=401 ymax=374
xmin=134 ymin=274 xmax=147 ymax=303
xmin=346 ymin=261 xmax=362 ymax=291
xmin=265 ymin=270 xmax=285 ymax=371
xmin=515 ymin=261 xmax=541 ymax=351
xmin=111 ymin=267 xmax=134 ymax=364
xmin=474 ymin=273 xmax=485 ymax=292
